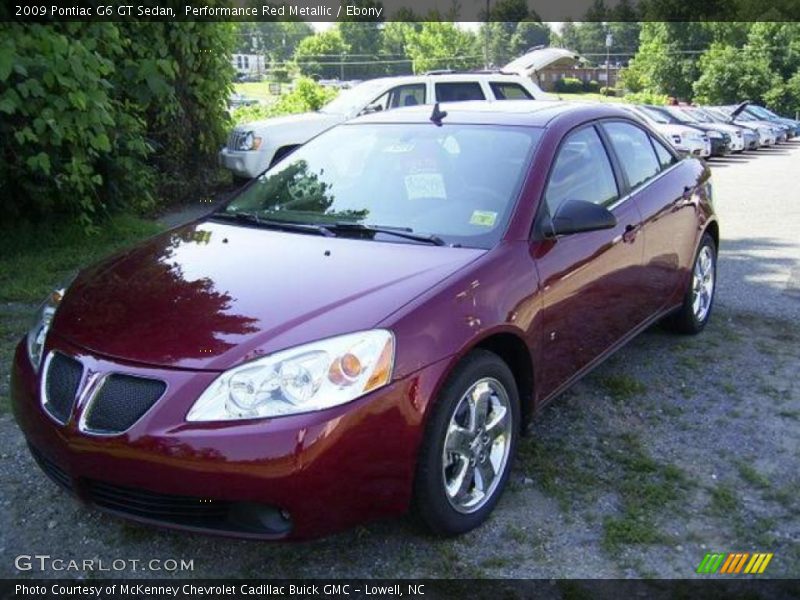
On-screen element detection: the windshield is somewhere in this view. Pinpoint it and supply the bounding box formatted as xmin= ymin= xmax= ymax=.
xmin=663 ymin=106 xmax=693 ymax=123
xmin=705 ymin=107 xmax=731 ymax=122
xmin=319 ymin=81 xmax=386 ymax=115
xmin=638 ymin=106 xmax=671 ymax=124
xmin=687 ymin=108 xmax=713 ymax=123
xmin=219 ymin=123 xmax=542 ymax=249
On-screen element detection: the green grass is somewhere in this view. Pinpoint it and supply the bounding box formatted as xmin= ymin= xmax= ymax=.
xmin=555 ymin=92 xmax=626 ymax=103
xmin=0 ymin=214 xmax=164 ymax=304
xmin=600 ymin=434 xmax=688 ymax=551
xmin=708 ymin=483 xmax=738 ymax=517
xmin=597 ymin=374 xmax=647 ymax=401
xmin=234 ymin=82 xmax=284 ymax=103
xmin=735 ymin=461 xmax=771 ymax=489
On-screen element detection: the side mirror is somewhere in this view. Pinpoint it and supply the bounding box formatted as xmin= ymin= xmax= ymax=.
xmin=548 ymin=199 xmax=617 ymax=236
xmin=361 ymin=104 xmax=383 ymax=115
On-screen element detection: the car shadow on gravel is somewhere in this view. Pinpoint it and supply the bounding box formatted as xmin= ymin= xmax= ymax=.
xmin=1 ymin=306 xmax=797 ymax=579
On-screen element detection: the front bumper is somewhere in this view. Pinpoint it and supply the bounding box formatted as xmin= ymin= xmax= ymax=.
xmin=11 ymin=337 xmax=449 ymax=539
xmin=218 ymin=147 xmax=268 ymax=179
xmin=709 ymin=137 xmax=730 ymax=156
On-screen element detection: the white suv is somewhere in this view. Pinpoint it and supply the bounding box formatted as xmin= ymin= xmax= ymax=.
xmin=220 ymin=73 xmax=547 ymax=179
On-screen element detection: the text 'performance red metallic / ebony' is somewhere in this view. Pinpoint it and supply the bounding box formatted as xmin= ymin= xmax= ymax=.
xmin=12 ymin=101 xmax=718 ymax=539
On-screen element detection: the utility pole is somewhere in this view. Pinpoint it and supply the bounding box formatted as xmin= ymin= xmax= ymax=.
xmin=605 ymin=30 xmax=613 ymax=90
xmin=484 ymin=0 xmax=490 ymax=69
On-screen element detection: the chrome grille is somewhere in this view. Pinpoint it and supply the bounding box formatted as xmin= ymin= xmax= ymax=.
xmin=227 ymin=130 xmax=247 ymax=151
xmin=42 ymin=352 xmax=82 ymax=424
xmin=83 ymin=374 xmax=166 ymax=434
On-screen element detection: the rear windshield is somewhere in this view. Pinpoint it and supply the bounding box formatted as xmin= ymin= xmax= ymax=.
xmin=221 ymin=123 xmax=542 ymax=249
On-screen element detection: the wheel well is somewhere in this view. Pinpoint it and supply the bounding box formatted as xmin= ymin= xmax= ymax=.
xmin=270 ymin=144 xmax=299 ymax=167
xmin=705 ymin=220 xmax=719 ymax=250
xmin=475 ymin=333 xmax=534 ymax=431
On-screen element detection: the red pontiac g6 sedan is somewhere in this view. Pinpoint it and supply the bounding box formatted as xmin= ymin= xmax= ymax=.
xmin=12 ymin=101 xmax=717 ymax=539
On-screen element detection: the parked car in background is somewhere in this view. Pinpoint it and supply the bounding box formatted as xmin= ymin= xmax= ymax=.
xmin=675 ymin=106 xmax=747 ymax=153
xmin=646 ymin=105 xmax=732 ymax=156
xmin=694 ymin=107 xmax=760 ymax=150
xmin=14 ymin=101 xmax=718 ymax=540
xmin=703 ymin=106 xmax=775 ymax=147
xmin=738 ymin=104 xmax=798 ymax=138
xmin=719 ymin=105 xmax=785 ymax=144
xmin=630 ymin=105 xmax=710 ymax=157
xmin=220 ymin=73 xmax=548 ymax=180
xmin=227 ymin=93 xmax=259 ymax=111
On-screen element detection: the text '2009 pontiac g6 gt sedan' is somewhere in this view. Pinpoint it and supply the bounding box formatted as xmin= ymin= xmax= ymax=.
xmin=12 ymin=101 xmax=718 ymax=540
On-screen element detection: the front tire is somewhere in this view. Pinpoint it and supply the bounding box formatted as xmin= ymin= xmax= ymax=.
xmin=666 ymin=232 xmax=717 ymax=334
xmin=414 ymin=350 xmax=520 ymax=535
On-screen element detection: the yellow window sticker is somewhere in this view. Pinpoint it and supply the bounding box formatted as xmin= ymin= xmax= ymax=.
xmin=470 ymin=210 xmax=498 ymax=227
xmin=404 ymin=173 xmax=446 ymax=200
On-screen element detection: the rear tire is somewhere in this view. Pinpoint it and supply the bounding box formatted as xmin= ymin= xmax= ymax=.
xmin=413 ymin=350 xmax=520 ymax=536
xmin=665 ymin=232 xmax=717 ymax=334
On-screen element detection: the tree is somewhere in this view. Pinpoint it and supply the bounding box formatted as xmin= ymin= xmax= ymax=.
xmin=509 ymin=21 xmax=551 ymax=58
xmin=338 ymin=2 xmax=385 ymax=78
xmin=404 ymin=22 xmax=481 ymax=74
xmin=293 ymin=29 xmax=349 ymax=79
xmin=692 ymin=43 xmax=778 ymax=105
xmin=381 ymin=21 xmax=417 ymax=75
xmin=746 ymin=22 xmax=800 ymax=80
xmin=235 ymin=22 xmax=313 ymax=62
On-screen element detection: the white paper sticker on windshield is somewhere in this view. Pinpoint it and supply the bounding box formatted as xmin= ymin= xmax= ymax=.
xmin=470 ymin=210 xmax=498 ymax=227
xmin=404 ymin=173 xmax=446 ymax=200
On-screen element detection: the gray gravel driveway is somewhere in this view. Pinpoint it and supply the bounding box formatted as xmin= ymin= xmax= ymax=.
xmin=1 ymin=142 xmax=798 ymax=579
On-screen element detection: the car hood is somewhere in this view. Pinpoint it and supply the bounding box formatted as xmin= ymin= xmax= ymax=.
xmin=241 ymin=111 xmax=344 ymax=133
xmin=53 ymin=221 xmax=484 ymax=371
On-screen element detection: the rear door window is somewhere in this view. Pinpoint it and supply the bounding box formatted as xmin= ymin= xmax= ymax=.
xmin=490 ymin=82 xmax=533 ymax=100
xmin=435 ymin=82 xmax=486 ymax=102
xmin=602 ymin=122 xmax=662 ymax=189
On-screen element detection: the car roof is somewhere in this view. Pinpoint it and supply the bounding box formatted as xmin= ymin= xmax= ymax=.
xmin=356 ymin=72 xmax=531 ymax=87
xmin=348 ymin=100 xmax=634 ymax=128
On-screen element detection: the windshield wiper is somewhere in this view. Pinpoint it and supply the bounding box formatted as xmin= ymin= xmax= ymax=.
xmin=328 ymin=222 xmax=446 ymax=246
xmin=211 ymin=212 xmax=335 ymax=237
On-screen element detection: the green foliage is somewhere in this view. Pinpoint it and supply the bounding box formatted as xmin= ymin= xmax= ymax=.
xmin=0 ymin=22 xmax=235 ymax=227
xmin=0 ymin=213 xmax=163 ymax=303
xmin=404 ymin=22 xmax=481 ymax=74
xmin=235 ymin=21 xmax=313 ymax=61
xmin=692 ymin=43 xmax=778 ymax=105
xmin=584 ymin=79 xmax=601 ymax=93
xmin=294 ymin=29 xmax=349 ymax=79
xmin=232 ymin=78 xmax=338 ymax=124
xmin=623 ymin=90 xmax=670 ymax=105
xmin=554 ymin=77 xmax=585 ymax=94
xmin=600 ymin=87 xmax=618 ymax=97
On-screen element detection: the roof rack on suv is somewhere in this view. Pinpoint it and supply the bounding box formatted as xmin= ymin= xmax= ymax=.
xmin=424 ymin=69 xmax=455 ymax=76
xmin=470 ymin=69 xmax=517 ymax=75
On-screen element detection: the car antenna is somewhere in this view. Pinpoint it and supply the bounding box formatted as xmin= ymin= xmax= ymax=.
xmin=430 ymin=102 xmax=447 ymax=126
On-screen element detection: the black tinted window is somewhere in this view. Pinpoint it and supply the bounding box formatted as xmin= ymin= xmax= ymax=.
xmin=490 ymin=82 xmax=533 ymax=100
xmin=435 ymin=82 xmax=485 ymax=102
xmin=604 ymin=122 xmax=661 ymax=189
xmin=545 ymin=127 xmax=618 ymax=214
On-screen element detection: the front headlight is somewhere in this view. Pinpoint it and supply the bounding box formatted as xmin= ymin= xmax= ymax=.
xmin=187 ymin=330 xmax=395 ymax=422
xmin=26 ymin=285 xmax=69 ymax=371
xmin=681 ymin=130 xmax=703 ymax=141
xmin=238 ymin=131 xmax=263 ymax=151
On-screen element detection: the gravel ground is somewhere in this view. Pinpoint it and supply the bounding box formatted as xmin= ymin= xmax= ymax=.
xmin=1 ymin=142 xmax=798 ymax=579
